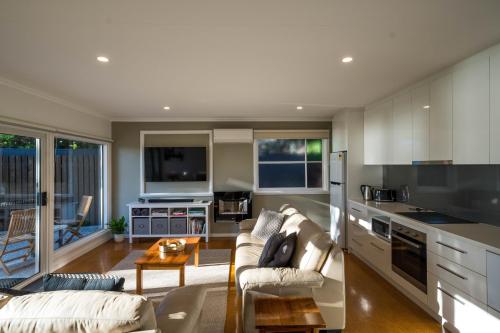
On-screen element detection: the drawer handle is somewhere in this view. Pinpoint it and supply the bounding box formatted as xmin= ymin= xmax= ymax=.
xmin=437 ymin=287 xmax=465 ymax=305
xmin=436 ymin=241 xmax=467 ymax=254
xmin=352 ymin=208 xmax=362 ymax=213
xmin=352 ymin=223 xmax=364 ymax=230
xmin=437 ymin=264 xmax=468 ymax=281
xmin=352 ymin=239 xmax=363 ymax=246
xmin=370 ymin=242 xmax=384 ymax=252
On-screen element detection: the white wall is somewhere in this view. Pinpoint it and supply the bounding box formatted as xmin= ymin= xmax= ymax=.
xmin=0 ymin=79 xmax=111 ymax=139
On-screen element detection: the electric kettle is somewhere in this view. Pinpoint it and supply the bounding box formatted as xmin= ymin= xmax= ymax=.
xmin=360 ymin=185 xmax=373 ymax=201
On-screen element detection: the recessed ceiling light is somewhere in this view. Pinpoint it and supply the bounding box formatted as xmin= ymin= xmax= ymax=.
xmin=342 ymin=56 xmax=353 ymax=63
xmin=296 ymin=106 xmax=303 ymax=110
xmin=423 ymin=105 xmax=430 ymax=109
xmin=163 ymin=106 xmax=171 ymax=110
xmin=96 ymin=56 xmax=109 ymax=63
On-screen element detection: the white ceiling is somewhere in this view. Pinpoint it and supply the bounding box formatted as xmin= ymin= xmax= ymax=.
xmin=1 ymin=0 xmax=500 ymax=121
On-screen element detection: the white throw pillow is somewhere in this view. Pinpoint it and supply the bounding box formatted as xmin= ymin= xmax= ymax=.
xmin=251 ymin=208 xmax=285 ymax=241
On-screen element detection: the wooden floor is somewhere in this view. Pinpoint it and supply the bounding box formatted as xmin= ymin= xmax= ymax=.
xmin=57 ymin=237 xmax=442 ymax=333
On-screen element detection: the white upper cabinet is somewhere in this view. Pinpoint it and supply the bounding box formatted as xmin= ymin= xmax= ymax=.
xmin=411 ymin=84 xmax=430 ymax=162
xmin=429 ymin=73 xmax=453 ymax=161
xmin=364 ymin=100 xmax=393 ymax=165
xmin=453 ymin=54 xmax=490 ymax=164
xmin=491 ymin=49 xmax=500 ymax=164
xmin=392 ymin=93 xmax=412 ymax=165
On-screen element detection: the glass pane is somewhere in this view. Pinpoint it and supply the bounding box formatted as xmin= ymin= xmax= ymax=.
xmin=306 ymin=139 xmax=323 ymax=161
xmin=54 ymin=138 xmax=103 ymax=249
xmin=259 ymin=164 xmax=305 ymax=188
xmin=258 ymin=139 xmax=305 ymax=161
xmin=307 ymin=163 xmax=323 ymax=188
xmin=0 ymin=133 xmax=40 ymax=285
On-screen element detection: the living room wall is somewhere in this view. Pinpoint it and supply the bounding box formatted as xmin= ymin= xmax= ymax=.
xmin=112 ymin=121 xmax=331 ymax=235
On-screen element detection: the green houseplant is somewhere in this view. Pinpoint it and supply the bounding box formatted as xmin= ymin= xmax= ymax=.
xmin=109 ymin=216 xmax=127 ymax=242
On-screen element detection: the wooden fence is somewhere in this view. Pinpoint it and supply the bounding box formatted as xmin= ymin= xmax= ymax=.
xmin=0 ymin=148 xmax=101 ymax=231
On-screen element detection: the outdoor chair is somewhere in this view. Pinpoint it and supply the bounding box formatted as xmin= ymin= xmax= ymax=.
xmin=56 ymin=196 xmax=93 ymax=245
xmin=0 ymin=208 xmax=36 ymax=275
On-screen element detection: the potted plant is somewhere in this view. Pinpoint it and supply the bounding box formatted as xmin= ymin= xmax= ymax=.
xmin=109 ymin=216 xmax=127 ymax=242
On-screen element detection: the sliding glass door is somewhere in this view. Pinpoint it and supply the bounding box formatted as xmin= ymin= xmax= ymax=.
xmin=0 ymin=129 xmax=45 ymax=287
xmin=53 ymin=137 xmax=104 ymax=249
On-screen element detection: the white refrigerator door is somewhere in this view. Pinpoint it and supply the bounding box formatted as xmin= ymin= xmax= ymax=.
xmin=330 ymin=152 xmax=346 ymax=184
xmin=330 ymin=183 xmax=346 ymax=248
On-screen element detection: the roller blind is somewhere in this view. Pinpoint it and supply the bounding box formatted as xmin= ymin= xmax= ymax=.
xmin=253 ymin=129 xmax=329 ymax=140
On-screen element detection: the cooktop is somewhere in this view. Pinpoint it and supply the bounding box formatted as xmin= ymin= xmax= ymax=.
xmin=396 ymin=211 xmax=478 ymax=225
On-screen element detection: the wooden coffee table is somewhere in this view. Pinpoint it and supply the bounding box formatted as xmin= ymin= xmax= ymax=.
xmin=254 ymin=296 xmax=326 ymax=333
xmin=134 ymin=237 xmax=200 ymax=295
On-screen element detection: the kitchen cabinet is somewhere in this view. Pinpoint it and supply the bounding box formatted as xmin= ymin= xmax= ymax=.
xmin=411 ymin=84 xmax=430 ymax=162
xmin=453 ymin=54 xmax=490 ymax=164
xmin=429 ymin=73 xmax=453 ymax=161
xmin=491 ymin=49 xmax=500 ymax=164
xmin=364 ymin=100 xmax=393 ymax=165
xmin=392 ymin=93 xmax=412 ymax=165
xmin=428 ymin=273 xmax=500 ymax=333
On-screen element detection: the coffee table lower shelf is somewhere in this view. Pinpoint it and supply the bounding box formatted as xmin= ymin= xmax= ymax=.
xmin=254 ymin=296 xmax=326 ymax=333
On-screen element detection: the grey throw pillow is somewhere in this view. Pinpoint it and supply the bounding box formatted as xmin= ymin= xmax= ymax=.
xmin=251 ymin=209 xmax=285 ymax=241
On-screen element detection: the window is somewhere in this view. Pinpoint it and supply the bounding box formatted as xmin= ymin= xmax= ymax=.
xmin=54 ymin=137 xmax=104 ymax=249
xmin=255 ymin=138 xmax=328 ymax=193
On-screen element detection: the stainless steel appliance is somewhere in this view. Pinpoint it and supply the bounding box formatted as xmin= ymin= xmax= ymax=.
xmin=360 ymin=185 xmax=373 ymax=201
xmin=330 ymin=151 xmax=347 ymax=248
xmin=373 ymin=188 xmax=396 ymax=202
xmin=391 ymin=222 xmax=427 ymax=293
xmin=396 ymin=211 xmax=478 ymax=225
xmin=214 ymin=192 xmax=252 ymax=223
xmin=371 ymin=216 xmax=390 ymax=241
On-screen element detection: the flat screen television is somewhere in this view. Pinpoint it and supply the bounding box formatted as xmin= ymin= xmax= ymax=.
xmin=144 ymin=147 xmax=207 ymax=182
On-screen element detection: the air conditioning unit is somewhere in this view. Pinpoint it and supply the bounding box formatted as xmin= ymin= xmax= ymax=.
xmin=213 ymin=129 xmax=253 ymax=143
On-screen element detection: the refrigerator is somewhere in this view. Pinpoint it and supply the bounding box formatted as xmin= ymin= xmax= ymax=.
xmin=330 ymin=151 xmax=347 ymax=249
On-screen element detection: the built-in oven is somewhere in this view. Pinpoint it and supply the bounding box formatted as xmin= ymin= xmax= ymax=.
xmin=371 ymin=215 xmax=391 ymax=241
xmin=391 ymin=222 xmax=427 ymax=293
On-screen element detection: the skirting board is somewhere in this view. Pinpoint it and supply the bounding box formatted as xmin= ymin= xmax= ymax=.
xmin=210 ymin=233 xmax=238 ymax=237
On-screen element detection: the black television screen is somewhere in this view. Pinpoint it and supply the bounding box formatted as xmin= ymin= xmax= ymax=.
xmin=144 ymin=147 xmax=207 ymax=182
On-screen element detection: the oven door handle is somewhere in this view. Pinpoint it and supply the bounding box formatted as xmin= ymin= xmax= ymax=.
xmin=391 ymin=234 xmax=422 ymax=249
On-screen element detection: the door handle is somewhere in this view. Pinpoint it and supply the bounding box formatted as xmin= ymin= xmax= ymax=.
xmin=370 ymin=242 xmax=384 ymax=252
xmin=391 ymin=234 xmax=422 ymax=249
xmin=437 ymin=264 xmax=468 ymax=280
xmin=437 ymin=287 xmax=465 ymax=305
xmin=436 ymin=241 xmax=467 ymax=254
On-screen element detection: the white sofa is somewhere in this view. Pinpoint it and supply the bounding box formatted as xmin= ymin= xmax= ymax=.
xmin=235 ymin=205 xmax=346 ymax=332
xmin=0 ymin=285 xmax=207 ymax=333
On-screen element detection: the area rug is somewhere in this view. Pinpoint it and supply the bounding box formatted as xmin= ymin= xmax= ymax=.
xmin=108 ymin=248 xmax=231 ymax=333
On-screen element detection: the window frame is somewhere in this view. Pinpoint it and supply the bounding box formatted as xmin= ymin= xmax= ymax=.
xmin=253 ymin=134 xmax=329 ymax=195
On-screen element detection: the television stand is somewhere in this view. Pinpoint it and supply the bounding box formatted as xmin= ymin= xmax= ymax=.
xmin=127 ymin=201 xmax=211 ymax=243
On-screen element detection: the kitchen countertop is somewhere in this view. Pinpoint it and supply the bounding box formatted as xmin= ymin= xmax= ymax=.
xmin=349 ymin=198 xmax=500 ymax=254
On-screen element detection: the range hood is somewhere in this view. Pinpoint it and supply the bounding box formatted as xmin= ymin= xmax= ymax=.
xmin=412 ymin=160 xmax=453 ymax=165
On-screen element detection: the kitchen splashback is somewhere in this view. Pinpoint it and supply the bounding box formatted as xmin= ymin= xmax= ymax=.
xmin=383 ymin=165 xmax=500 ymax=227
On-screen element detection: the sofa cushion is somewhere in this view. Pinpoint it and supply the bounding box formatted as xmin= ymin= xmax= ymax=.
xmin=239 ymin=267 xmax=324 ymax=291
xmin=43 ymin=273 xmax=126 ymax=292
xmin=0 ymin=290 xmax=157 ymax=332
xmin=266 ymin=232 xmax=297 ymax=268
xmin=258 ymin=232 xmax=286 ymax=267
xmin=251 ymin=209 xmax=284 ymax=241
xmin=279 ymin=211 xmax=308 ymax=234
xmin=156 ymin=285 xmax=206 ymax=333
xmin=236 ymin=232 xmax=265 ymax=248
xmin=43 ymin=275 xmax=87 ymax=291
xmin=281 ymin=216 xmax=332 ymax=271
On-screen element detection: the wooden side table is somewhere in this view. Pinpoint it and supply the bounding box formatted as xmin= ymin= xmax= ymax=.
xmin=254 ymin=296 xmax=326 ymax=333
